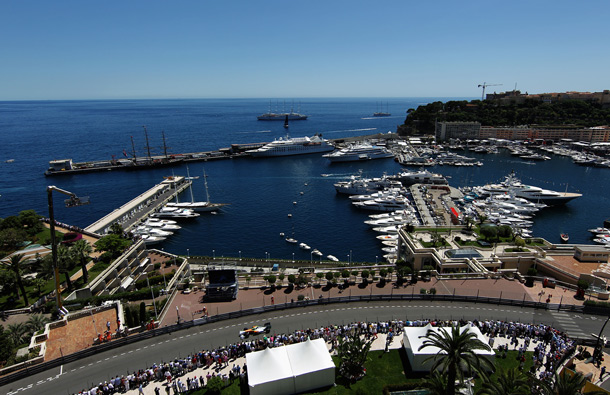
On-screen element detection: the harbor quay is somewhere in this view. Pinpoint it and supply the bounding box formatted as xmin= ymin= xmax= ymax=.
xmin=85 ymin=176 xmax=191 ymax=235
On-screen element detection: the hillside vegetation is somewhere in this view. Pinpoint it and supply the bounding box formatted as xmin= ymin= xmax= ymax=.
xmin=398 ymin=99 xmax=610 ymax=135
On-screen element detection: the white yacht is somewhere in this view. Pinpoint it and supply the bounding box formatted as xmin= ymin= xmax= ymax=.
xmin=478 ymin=172 xmax=581 ymax=205
xmin=323 ymin=142 xmax=394 ymax=162
xmin=152 ymin=207 xmax=200 ymax=219
xmin=334 ymin=172 xmax=402 ymax=195
xmin=144 ymin=219 xmax=181 ymax=231
xmin=299 ymin=243 xmax=311 ymax=250
xmin=246 ymin=134 xmax=334 ymax=157
xmin=139 ymin=234 xmax=166 ymax=245
xmin=392 ymin=170 xmax=448 ymax=186
xmin=165 ymin=168 xmax=228 ymax=212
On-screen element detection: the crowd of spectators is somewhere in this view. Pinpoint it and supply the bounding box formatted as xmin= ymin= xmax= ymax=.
xmin=71 ymin=318 xmax=575 ymax=395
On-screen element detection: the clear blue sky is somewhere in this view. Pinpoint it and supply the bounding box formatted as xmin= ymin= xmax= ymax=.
xmin=1 ymin=0 xmax=608 ymax=100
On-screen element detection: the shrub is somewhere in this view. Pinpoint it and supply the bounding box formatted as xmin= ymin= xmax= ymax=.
xmin=420 ymin=288 xmax=427 ymax=294
xmin=429 ymin=287 xmax=437 ymax=295
xmin=297 ymin=294 xmax=305 ymax=301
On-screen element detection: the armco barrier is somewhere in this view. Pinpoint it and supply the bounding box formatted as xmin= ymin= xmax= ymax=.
xmin=0 ymin=292 xmax=601 ymax=387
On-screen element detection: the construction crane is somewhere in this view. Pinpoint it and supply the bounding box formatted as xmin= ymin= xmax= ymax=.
xmin=477 ymin=82 xmax=503 ymax=101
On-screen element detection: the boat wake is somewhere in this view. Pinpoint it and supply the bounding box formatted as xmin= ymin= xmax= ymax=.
xmin=235 ymin=130 xmax=272 ymax=134
xmin=324 ymin=127 xmax=377 ymax=134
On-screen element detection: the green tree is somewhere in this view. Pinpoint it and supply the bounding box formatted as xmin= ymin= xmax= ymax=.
xmin=139 ymin=302 xmax=147 ymax=326
xmin=341 ymin=269 xmax=350 ymax=281
xmin=109 ymin=222 xmax=124 ymax=235
xmin=70 ymin=239 xmax=93 ymax=284
xmin=315 ymin=272 xmax=324 ymax=284
xmin=288 ymin=274 xmax=296 ymax=286
xmin=514 ymin=237 xmax=526 ymax=251
xmin=464 ymin=216 xmax=474 ymax=231
xmin=478 ymin=367 xmax=531 ymax=395
xmin=379 ymin=268 xmax=388 ymax=279
xmin=7 ymin=322 xmax=28 ymax=346
xmin=419 ymin=372 xmax=462 ymax=395
xmin=8 ymin=253 xmax=29 ymax=306
xmin=0 ymin=228 xmax=28 ymax=252
xmin=18 ymin=210 xmax=43 ymax=235
xmin=418 ymin=325 xmax=493 ymax=395
xmin=267 ymin=274 xmax=277 ymax=287
xmin=325 ymin=272 xmax=334 ymax=283
xmin=336 ymin=332 xmax=373 ymax=382
xmin=205 ymin=375 xmax=224 ymax=395
xmin=361 ymin=270 xmax=370 ymax=283
xmin=543 ymin=369 xmax=607 ymax=395
xmin=0 ymin=325 xmax=14 ymax=362
xmin=278 ymin=273 xmax=285 ymax=285
xmin=480 ymin=226 xmax=498 ymax=242
xmin=478 ymin=214 xmax=488 ymax=226
xmin=57 ymin=245 xmax=75 ymax=291
xmin=33 ymin=277 xmax=47 ymax=296
xmin=26 ymin=314 xmax=50 ymax=336
xmin=94 ymin=234 xmax=131 ymax=259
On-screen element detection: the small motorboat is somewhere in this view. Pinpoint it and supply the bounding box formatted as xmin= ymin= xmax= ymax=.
xmin=299 ymin=243 xmax=311 ymax=250
xmin=560 ymin=233 xmax=569 ymax=243
xmin=285 ymin=237 xmax=298 ymax=244
xmin=279 ymin=232 xmax=285 ymax=237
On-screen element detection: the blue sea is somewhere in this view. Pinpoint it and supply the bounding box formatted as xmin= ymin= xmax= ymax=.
xmin=1 ymin=98 xmax=609 ymax=262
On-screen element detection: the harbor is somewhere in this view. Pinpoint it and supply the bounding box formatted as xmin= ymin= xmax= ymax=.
xmin=85 ymin=176 xmax=192 ymax=235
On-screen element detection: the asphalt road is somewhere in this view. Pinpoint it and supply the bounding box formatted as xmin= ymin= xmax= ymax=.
xmin=3 ymin=300 xmax=609 ymax=395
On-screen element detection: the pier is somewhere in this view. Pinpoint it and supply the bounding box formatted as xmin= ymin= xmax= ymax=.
xmin=85 ymin=176 xmax=191 ymax=235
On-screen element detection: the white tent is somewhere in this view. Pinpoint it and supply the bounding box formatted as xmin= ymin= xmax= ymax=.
xmin=246 ymin=338 xmax=335 ymax=395
xmin=247 ymin=347 xmax=295 ymax=395
xmin=402 ymin=324 xmax=495 ymax=371
xmin=287 ymin=338 xmax=336 ymax=393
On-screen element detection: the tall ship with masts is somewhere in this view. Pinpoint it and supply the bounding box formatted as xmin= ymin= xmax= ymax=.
xmin=257 ymin=100 xmax=308 ymax=121
xmin=44 ymin=127 xmax=184 ymax=176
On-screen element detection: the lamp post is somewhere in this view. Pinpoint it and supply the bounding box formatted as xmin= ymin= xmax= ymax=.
xmin=310 ymin=250 xmax=314 ymax=264
xmin=292 ymin=252 xmax=295 ymax=263
xmin=212 ymin=249 xmax=215 ymax=260
xmin=146 ymin=276 xmax=159 ymax=321
xmin=350 ymin=250 xmax=352 ymax=265
xmin=187 ymin=249 xmax=190 ymax=258
xmin=593 ymin=316 xmax=610 ymax=365
xmin=239 ymin=251 xmax=242 ymax=261
xmin=47 ymin=186 xmax=90 ymax=310
xmin=376 ymin=256 xmax=378 ymax=265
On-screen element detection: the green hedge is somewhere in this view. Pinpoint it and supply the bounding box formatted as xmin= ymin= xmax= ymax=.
xmin=54 ymin=286 xmax=163 ymax=312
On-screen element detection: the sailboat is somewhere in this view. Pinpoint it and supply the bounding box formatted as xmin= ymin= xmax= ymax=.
xmin=165 ymin=167 xmax=229 ymax=212
xmin=373 ymin=102 xmax=391 ymax=117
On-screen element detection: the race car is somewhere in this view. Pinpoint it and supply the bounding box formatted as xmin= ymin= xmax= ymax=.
xmin=239 ymin=322 xmax=271 ymax=338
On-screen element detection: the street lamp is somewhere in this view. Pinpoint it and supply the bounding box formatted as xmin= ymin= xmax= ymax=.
xmin=212 ymin=249 xmax=215 ymax=260
xmin=292 ymin=252 xmax=295 ymax=263
xmin=47 ymin=186 xmax=90 ymax=310
xmin=350 ymin=250 xmax=352 ymax=265
xmin=239 ymin=250 xmax=242 ymax=261
xmin=310 ymin=250 xmax=314 ymax=264
xmin=376 ymin=255 xmax=378 ymax=265
xmin=187 ymin=248 xmax=190 ymax=257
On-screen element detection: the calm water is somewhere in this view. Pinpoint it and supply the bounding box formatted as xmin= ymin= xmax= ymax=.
xmin=0 ymin=98 xmax=608 ymax=262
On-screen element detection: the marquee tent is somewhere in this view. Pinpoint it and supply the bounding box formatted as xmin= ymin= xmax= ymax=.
xmin=246 ymin=338 xmax=335 ymax=395
xmin=402 ymin=323 xmax=495 ymax=371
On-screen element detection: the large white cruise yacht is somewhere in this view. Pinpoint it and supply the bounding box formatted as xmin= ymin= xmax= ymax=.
xmin=323 ymin=142 xmax=394 ymax=162
xmin=246 ymin=134 xmax=334 ymax=157
xmin=478 ymin=172 xmax=582 ymax=205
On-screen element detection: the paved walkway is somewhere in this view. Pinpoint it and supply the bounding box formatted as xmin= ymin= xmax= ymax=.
xmin=162 ymin=277 xmax=583 ymax=327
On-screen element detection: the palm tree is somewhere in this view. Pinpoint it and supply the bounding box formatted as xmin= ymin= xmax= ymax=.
xmin=26 ymin=314 xmax=50 ymax=336
xmin=33 ymin=277 xmax=47 ymax=296
xmin=478 ymin=367 xmax=531 ymax=395
xmin=57 ymin=245 xmax=75 ymax=291
xmin=419 ymin=325 xmax=493 ymax=395
xmin=70 ymin=239 xmax=93 ymax=284
xmin=421 ymin=372 xmax=465 ymax=395
xmin=7 ymin=322 xmax=28 ymax=346
xmin=542 ymin=369 xmax=607 ymax=395
xmin=8 ymin=253 xmax=29 ymax=306
xmin=337 ymin=332 xmax=373 ymax=383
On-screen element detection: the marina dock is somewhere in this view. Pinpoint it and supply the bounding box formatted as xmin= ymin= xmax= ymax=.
xmin=85 ymin=176 xmax=191 ymax=235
